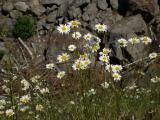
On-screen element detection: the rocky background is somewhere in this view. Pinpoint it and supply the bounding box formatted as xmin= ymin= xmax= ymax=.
xmin=0 ymin=0 xmax=160 ymax=78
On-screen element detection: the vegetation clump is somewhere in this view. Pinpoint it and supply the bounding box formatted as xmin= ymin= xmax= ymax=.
xmin=13 ymin=15 xmax=36 ymax=40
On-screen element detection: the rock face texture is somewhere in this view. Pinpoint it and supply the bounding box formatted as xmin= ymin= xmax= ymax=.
xmin=0 ymin=0 xmax=159 ymax=67
xmin=109 ymin=14 xmax=148 ymax=61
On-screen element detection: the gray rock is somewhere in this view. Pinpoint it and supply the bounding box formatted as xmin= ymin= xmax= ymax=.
xmin=108 ymin=14 xmax=149 ymax=61
xmin=30 ymin=5 xmax=46 ymax=16
xmin=56 ymin=2 xmax=68 ymax=18
xmin=43 ymin=23 xmax=51 ymax=30
xmin=82 ymin=12 xmax=89 ymax=21
xmin=74 ymin=0 xmax=90 ymax=7
xmin=154 ymin=15 xmax=160 ymax=38
xmin=0 ymin=42 xmax=8 ymax=60
xmin=128 ymin=0 xmax=160 ymax=17
xmin=95 ymin=8 xmax=122 ymax=26
xmin=14 ymin=2 xmax=28 ymax=12
xmin=46 ymin=5 xmax=58 ymax=14
xmin=57 ymin=17 xmax=64 ymax=24
xmin=83 ymin=3 xmax=98 ymax=21
xmin=2 ymin=2 xmax=14 ymax=13
xmin=47 ymin=11 xmax=57 ymax=23
xmin=0 ymin=8 xmax=1 ymax=14
xmin=32 ymin=0 xmax=41 ymax=6
xmin=10 ymin=10 xmax=22 ymax=19
xmin=0 ymin=17 xmax=14 ymax=37
xmin=41 ymin=0 xmax=63 ymax=6
xmin=39 ymin=30 xmax=47 ymax=35
xmin=38 ymin=19 xmax=53 ymax=30
xmin=97 ymin=0 xmax=108 ymax=10
xmin=110 ymin=0 xmax=119 ymax=10
xmin=0 ymin=42 xmax=7 ymax=52
xmin=68 ymin=6 xmax=82 ymax=19
xmin=37 ymin=19 xmax=46 ymax=30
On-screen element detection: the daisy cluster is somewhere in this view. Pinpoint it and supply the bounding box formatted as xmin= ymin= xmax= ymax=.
xmin=45 ymin=20 xmax=108 ymax=79
xmin=46 ymin=20 xmax=157 ymax=83
xmin=118 ymin=36 xmax=152 ymax=47
xmin=72 ymin=53 xmax=91 ymax=70
xmin=0 ymin=74 xmax=50 ymax=118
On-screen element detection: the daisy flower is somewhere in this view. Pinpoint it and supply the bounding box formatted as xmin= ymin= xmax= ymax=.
xmin=57 ymin=53 xmax=70 ymax=63
xmin=68 ymin=44 xmax=77 ymax=52
xmin=101 ymin=82 xmax=109 ymax=89
xmin=105 ymin=64 xmax=112 ymax=72
xmin=149 ymin=52 xmax=158 ymax=59
xmin=126 ymin=83 xmax=137 ymax=90
xmin=69 ymin=101 xmax=75 ymax=105
xmin=99 ymin=55 xmax=110 ymax=63
xmin=6 ymin=109 xmax=14 ymax=117
xmin=95 ymin=23 xmax=108 ymax=32
xmin=111 ymin=65 xmax=123 ymax=73
xmin=72 ymin=57 xmax=91 ymax=70
xmin=68 ymin=20 xmax=81 ymax=28
xmin=151 ymin=76 xmax=160 ymax=83
xmin=20 ymin=106 xmax=29 ymax=112
xmin=80 ymin=53 xmax=89 ymax=60
xmin=91 ymin=35 xmax=101 ymax=43
xmin=90 ymin=43 xmax=100 ymax=53
xmin=57 ymin=24 xmax=70 ymax=34
xmin=57 ymin=71 xmax=65 ymax=79
xmin=112 ymin=73 xmax=121 ymax=81
xmin=46 ymin=63 xmax=55 ymax=69
xmin=20 ymin=95 xmax=31 ymax=104
xmin=72 ymin=60 xmax=82 ymax=70
xmin=72 ymin=32 xmax=82 ymax=39
xmin=21 ymin=79 xmax=30 ymax=91
xmin=36 ymin=104 xmax=44 ymax=112
xmin=140 ymin=36 xmax=152 ymax=45
xmin=0 ymin=99 xmax=6 ymax=106
xmin=40 ymin=88 xmax=49 ymax=95
xmin=128 ymin=37 xmax=140 ymax=45
xmin=81 ymin=59 xmax=91 ymax=69
xmin=118 ymin=38 xmax=128 ymax=47
xmin=88 ymin=89 xmax=96 ymax=96
xmin=99 ymin=48 xmax=110 ymax=56
xmin=83 ymin=33 xmax=92 ymax=41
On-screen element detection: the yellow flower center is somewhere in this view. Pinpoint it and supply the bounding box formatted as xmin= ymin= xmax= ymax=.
xmin=62 ymin=55 xmax=67 ymax=60
xmin=62 ymin=27 xmax=67 ymax=31
xmin=98 ymin=26 xmax=103 ymax=30
xmin=72 ymin=21 xmax=78 ymax=26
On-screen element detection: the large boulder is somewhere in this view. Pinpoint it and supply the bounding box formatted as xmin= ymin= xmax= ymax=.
xmin=127 ymin=0 xmax=160 ymax=22
xmin=108 ymin=14 xmax=149 ymax=62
